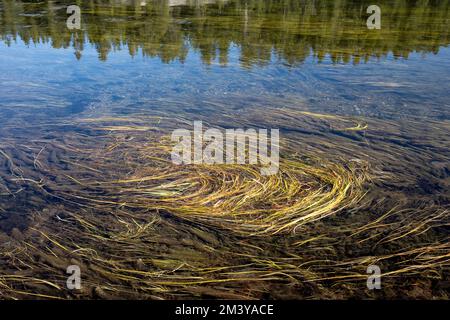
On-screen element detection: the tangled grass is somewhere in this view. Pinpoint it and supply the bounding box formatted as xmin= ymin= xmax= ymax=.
xmin=0 ymin=112 xmax=448 ymax=299
xmin=44 ymin=136 xmax=369 ymax=236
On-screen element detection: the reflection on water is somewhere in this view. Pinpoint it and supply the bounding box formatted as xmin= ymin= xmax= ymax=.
xmin=1 ymin=0 xmax=450 ymax=64
xmin=0 ymin=0 xmax=449 ymax=124
xmin=0 ymin=0 xmax=449 ymax=300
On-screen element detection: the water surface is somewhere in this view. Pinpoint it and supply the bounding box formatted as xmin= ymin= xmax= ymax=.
xmin=0 ymin=0 xmax=449 ymax=299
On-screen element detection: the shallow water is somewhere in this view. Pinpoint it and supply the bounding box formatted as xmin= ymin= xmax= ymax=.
xmin=1 ymin=0 xmax=449 ymax=123
xmin=0 ymin=0 xmax=449 ymax=299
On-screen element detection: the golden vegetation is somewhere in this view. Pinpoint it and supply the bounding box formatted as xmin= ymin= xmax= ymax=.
xmin=0 ymin=111 xmax=448 ymax=299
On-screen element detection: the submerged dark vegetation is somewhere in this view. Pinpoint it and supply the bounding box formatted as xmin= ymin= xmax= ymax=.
xmin=0 ymin=0 xmax=449 ymax=299
xmin=0 ymin=108 xmax=448 ymax=299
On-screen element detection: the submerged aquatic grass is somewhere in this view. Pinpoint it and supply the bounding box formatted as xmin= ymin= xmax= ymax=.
xmin=0 ymin=111 xmax=448 ymax=299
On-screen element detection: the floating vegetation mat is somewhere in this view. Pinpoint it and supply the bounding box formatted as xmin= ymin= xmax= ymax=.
xmin=0 ymin=113 xmax=449 ymax=299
